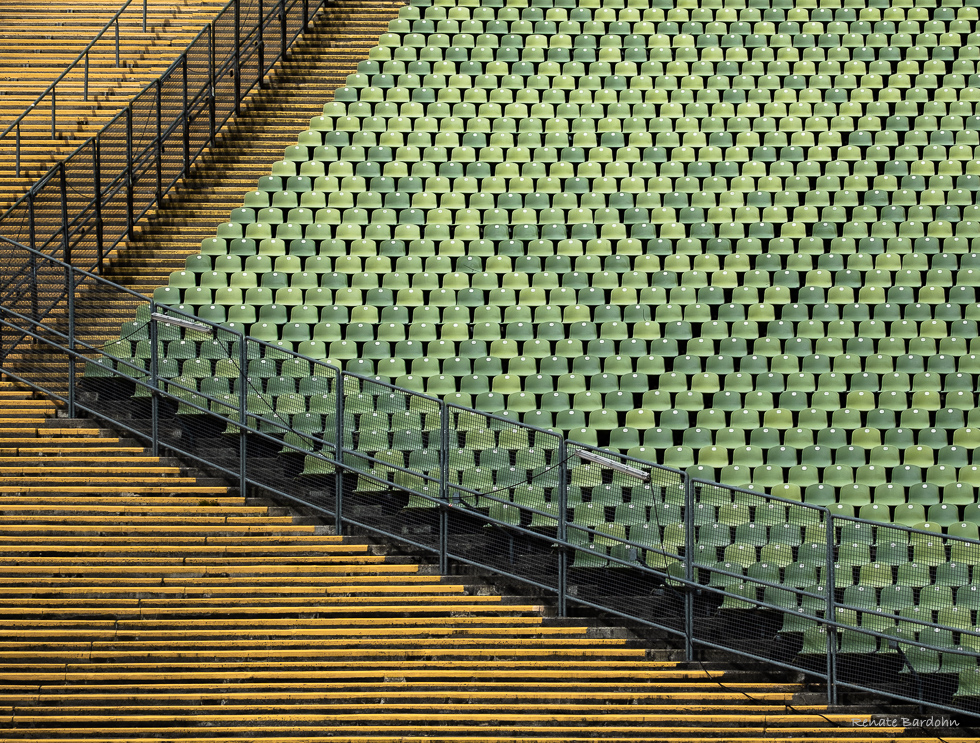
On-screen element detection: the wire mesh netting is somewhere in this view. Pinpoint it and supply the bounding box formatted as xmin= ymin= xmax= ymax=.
xmin=6 ymin=242 xmax=980 ymax=718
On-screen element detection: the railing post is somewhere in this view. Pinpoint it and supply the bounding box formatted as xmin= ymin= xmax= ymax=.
xmin=149 ymin=303 xmax=160 ymax=458
xmin=182 ymin=55 xmax=191 ymax=177
xmin=126 ymin=106 xmax=135 ymax=241
xmin=825 ymin=512 xmax=838 ymax=706
xmin=556 ymin=440 xmax=569 ymax=617
xmin=238 ymin=335 xmax=248 ymax=498
xmin=438 ymin=402 xmax=450 ymax=574
xmin=65 ymin=264 xmax=76 ymax=418
xmin=209 ymin=24 xmax=217 ymax=150
xmin=143 ymin=0 xmax=148 ymax=32
xmin=257 ymin=0 xmax=265 ymax=86
xmin=51 ymin=86 xmax=57 ymax=140
xmin=334 ymin=372 xmax=345 ymax=534
xmin=28 ymin=195 xmax=38 ymax=323
xmin=14 ymin=123 xmax=20 ymax=178
xmin=155 ymin=80 xmax=163 ymax=204
xmin=94 ymin=137 xmax=104 ymax=275
xmin=234 ymin=0 xmax=242 ymax=116
xmin=59 ymin=163 xmax=70 ymax=265
xmin=303 ymin=0 xmax=310 ymax=33
xmin=84 ymin=52 xmax=89 ymax=102
xmin=683 ymin=474 xmax=696 ymax=662
xmin=280 ymin=0 xmax=287 ymax=64
xmin=115 ymin=18 xmax=121 ymax=67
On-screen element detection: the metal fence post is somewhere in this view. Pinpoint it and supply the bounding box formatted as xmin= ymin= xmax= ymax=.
xmin=826 ymin=511 xmax=838 ymax=706
xmin=682 ymin=474 xmax=696 ymax=662
xmin=302 ymin=0 xmax=309 ymax=32
xmin=59 ymin=163 xmax=70 ymax=265
xmin=28 ymin=195 xmax=38 ymax=322
xmin=155 ymin=80 xmax=163 ymax=204
xmin=209 ymin=25 xmax=217 ymax=150
xmin=126 ymin=107 xmax=135 ymax=241
xmin=51 ymin=86 xmax=57 ymax=140
xmin=438 ymin=402 xmax=450 ymax=575
xmin=556 ymin=440 xmax=569 ymax=617
xmin=143 ymin=0 xmax=148 ymax=32
xmin=334 ymin=372 xmax=345 ymax=534
xmin=84 ymin=53 xmax=90 ymax=101
xmin=182 ymin=55 xmax=191 ymax=177
xmin=149 ymin=304 xmax=160 ymax=458
xmin=257 ymin=0 xmax=265 ymax=85
xmin=234 ymin=0 xmax=242 ymax=116
xmin=94 ymin=138 xmax=104 ymax=275
xmin=238 ymin=335 xmax=248 ymax=497
xmin=65 ymin=264 xmax=76 ymax=418
xmin=279 ymin=0 xmax=287 ymax=63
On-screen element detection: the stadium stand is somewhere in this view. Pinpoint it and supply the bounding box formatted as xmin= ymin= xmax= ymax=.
xmin=132 ymin=0 xmax=980 ymax=514
xmin=1 ymin=0 xmax=978 ymax=728
xmin=77 ymin=0 xmax=980 ymax=713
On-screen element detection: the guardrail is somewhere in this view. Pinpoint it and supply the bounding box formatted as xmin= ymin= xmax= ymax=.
xmin=0 ymin=0 xmax=324 ymax=305
xmin=3 ymin=0 xmax=151 ymax=178
xmin=2 ymin=236 xmax=978 ymax=721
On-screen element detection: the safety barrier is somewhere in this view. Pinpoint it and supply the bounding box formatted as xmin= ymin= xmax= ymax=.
xmin=2 ymin=0 xmax=152 ymax=177
xmin=0 ymin=0 xmax=323 ymax=313
xmin=2 ymin=235 xmax=979 ymax=719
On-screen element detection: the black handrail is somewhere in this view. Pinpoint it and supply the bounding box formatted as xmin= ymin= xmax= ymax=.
xmin=0 ymin=0 xmax=323 ymax=308
xmin=1 ymin=233 xmax=979 ymax=722
xmin=1 ymin=0 xmax=150 ymax=177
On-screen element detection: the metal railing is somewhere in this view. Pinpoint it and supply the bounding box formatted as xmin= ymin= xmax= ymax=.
xmin=2 ymin=237 xmax=979 ymax=721
xmin=0 ymin=0 xmax=325 ymax=303
xmin=2 ymin=0 xmax=152 ymax=178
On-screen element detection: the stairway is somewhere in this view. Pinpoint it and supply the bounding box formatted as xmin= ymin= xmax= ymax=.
xmin=0 ymin=0 xmax=230 ymax=209
xmin=0 ymin=0 xmax=404 ymax=396
xmin=0 ymin=380 xmax=966 ymax=741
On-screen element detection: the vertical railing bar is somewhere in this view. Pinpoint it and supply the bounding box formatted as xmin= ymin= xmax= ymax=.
xmin=682 ymin=474 xmax=695 ymax=662
xmin=209 ymin=24 xmax=217 ymax=150
xmin=182 ymin=54 xmax=191 ymax=177
xmin=51 ymin=86 xmax=56 ymax=140
xmin=143 ymin=0 xmax=148 ymax=32
xmin=238 ymin=334 xmax=248 ymax=497
xmin=84 ymin=52 xmax=90 ymax=102
xmin=126 ymin=106 xmax=135 ymax=241
xmin=257 ymin=0 xmax=265 ymax=86
xmin=14 ymin=123 xmax=20 ymax=178
xmin=234 ymin=0 xmax=242 ymax=116
xmin=59 ymin=163 xmax=70 ymax=265
xmin=280 ymin=0 xmax=287 ymax=64
xmin=438 ymin=401 xmax=450 ymax=575
xmin=335 ymin=371 xmax=345 ymax=534
xmin=115 ymin=18 xmax=121 ymax=67
xmin=156 ymin=80 xmax=163 ymax=204
xmin=826 ymin=511 xmax=838 ymax=707
xmin=149 ymin=302 xmax=159 ymax=458
xmin=556 ymin=439 xmax=568 ymax=617
xmin=65 ymin=265 xmax=76 ymax=418
xmin=27 ymin=194 xmax=38 ymax=323
xmin=94 ymin=138 xmax=104 ymax=275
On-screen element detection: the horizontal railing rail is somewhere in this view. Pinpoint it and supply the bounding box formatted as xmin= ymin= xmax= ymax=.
xmin=0 ymin=0 xmax=326 ymax=310
xmin=2 ymin=0 xmax=150 ymax=178
xmin=1 ymin=236 xmax=978 ymax=721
